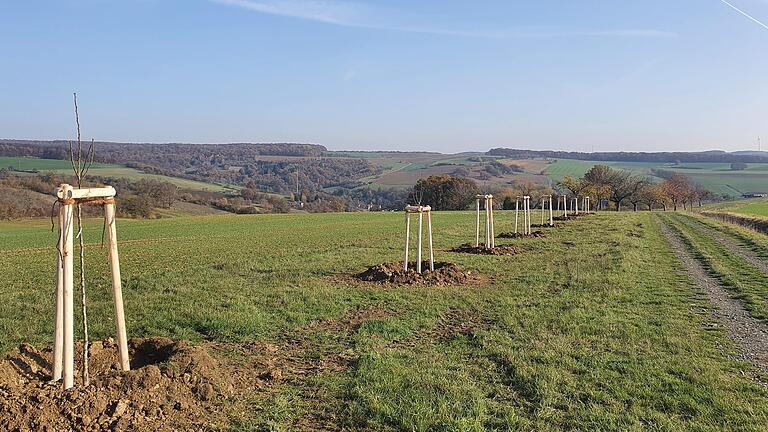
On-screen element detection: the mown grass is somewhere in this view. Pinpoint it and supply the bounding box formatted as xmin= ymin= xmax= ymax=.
xmin=1 ymin=212 xmax=767 ymax=430
xmin=693 ymin=213 xmax=768 ymax=259
xmin=661 ymin=213 xmax=768 ymax=320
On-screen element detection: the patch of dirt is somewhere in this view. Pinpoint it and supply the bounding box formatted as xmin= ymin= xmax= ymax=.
xmin=431 ymin=309 xmax=495 ymax=342
xmin=552 ymin=213 xmax=590 ymax=222
xmin=450 ymin=243 xmax=523 ymax=256
xmin=658 ymin=218 xmax=768 ymax=387
xmin=530 ymin=223 xmax=556 ymax=229
xmin=496 ymin=231 xmax=546 ymax=239
xmin=356 ymin=261 xmax=476 ymax=286
xmin=241 ymin=306 xmax=399 ymax=430
xmin=0 ymin=337 xmax=234 ymax=432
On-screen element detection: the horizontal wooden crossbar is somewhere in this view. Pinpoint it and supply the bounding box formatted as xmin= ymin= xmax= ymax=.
xmin=405 ymin=205 xmax=431 ymax=213
xmin=56 ymin=185 xmax=116 ymax=200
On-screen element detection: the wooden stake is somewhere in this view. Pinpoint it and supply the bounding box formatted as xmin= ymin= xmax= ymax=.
xmin=404 ymin=213 xmax=410 ymax=271
xmin=526 ymin=197 xmax=532 ymax=235
xmin=489 ymin=197 xmax=495 ymax=248
xmin=105 ymin=202 xmax=130 ymax=371
xmin=484 ymin=200 xmax=489 ymax=246
xmin=549 ymin=195 xmax=554 ymax=226
xmin=514 ymin=199 xmax=519 ymax=234
xmin=52 ymin=204 xmax=65 ymax=382
xmin=417 ymin=211 xmax=423 ymax=274
xmin=563 ymin=195 xmax=568 ymax=217
xmin=475 ymin=199 xmax=480 ymax=247
xmin=61 ymin=186 xmax=75 ymax=390
xmin=427 ymin=210 xmax=434 ymax=271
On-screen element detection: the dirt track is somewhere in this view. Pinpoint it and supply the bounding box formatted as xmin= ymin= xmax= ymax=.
xmin=678 ymin=216 xmax=768 ymax=276
xmin=657 ymin=218 xmax=768 ymax=385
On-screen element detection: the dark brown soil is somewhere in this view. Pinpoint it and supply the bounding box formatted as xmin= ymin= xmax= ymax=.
xmin=496 ymin=231 xmax=546 ymax=239
xmin=356 ymin=261 xmax=475 ymax=286
xmin=450 ymin=243 xmax=523 ymax=256
xmin=0 ymin=337 xmax=236 ymax=432
xmin=530 ymin=223 xmax=556 ymax=229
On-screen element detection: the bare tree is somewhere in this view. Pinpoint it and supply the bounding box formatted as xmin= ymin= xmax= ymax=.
xmin=607 ymin=170 xmax=647 ymax=211
xmin=69 ymin=93 xmax=95 ymax=385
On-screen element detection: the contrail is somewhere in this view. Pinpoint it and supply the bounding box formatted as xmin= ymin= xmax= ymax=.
xmin=720 ymin=0 xmax=768 ymax=31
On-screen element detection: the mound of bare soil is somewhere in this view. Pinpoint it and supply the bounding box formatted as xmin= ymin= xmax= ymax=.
xmin=356 ymin=261 xmax=474 ymax=286
xmin=450 ymin=243 xmax=523 ymax=256
xmin=553 ymin=213 xmax=591 ymax=221
xmin=531 ymin=223 xmax=556 ymax=229
xmin=496 ymin=231 xmax=546 ymax=239
xmin=0 ymin=337 xmax=233 ymax=432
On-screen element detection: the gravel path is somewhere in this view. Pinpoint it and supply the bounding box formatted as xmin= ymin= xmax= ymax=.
xmin=679 ymin=216 xmax=768 ymax=276
xmin=658 ymin=218 xmax=768 ymax=385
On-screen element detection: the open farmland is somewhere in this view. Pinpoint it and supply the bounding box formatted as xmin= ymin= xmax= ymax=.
xmin=0 ymin=156 xmax=235 ymax=192
xmin=1 ymin=211 xmax=767 ymax=430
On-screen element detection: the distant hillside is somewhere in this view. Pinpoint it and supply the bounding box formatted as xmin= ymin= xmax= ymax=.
xmin=487 ymin=148 xmax=768 ymax=163
xmin=0 ymin=139 xmax=327 ymax=160
xmin=0 ymin=139 xmax=377 ymax=196
xmin=732 ymin=150 xmax=768 ymax=157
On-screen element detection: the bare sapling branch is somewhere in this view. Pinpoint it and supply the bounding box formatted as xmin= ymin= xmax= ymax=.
xmin=69 ymin=92 xmax=91 ymax=386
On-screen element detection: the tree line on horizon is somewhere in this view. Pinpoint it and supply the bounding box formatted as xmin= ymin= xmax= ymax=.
xmin=410 ymin=165 xmax=712 ymax=212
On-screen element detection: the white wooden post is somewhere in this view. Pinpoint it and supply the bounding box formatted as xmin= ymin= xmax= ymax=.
xmin=404 ymin=212 xmax=410 ymax=271
xmin=52 ymin=195 xmax=66 ymax=382
xmin=563 ymin=195 xmax=568 ymax=217
xmin=417 ymin=211 xmax=423 ymax=274
xmin=60 ymin=185 xmax=75 ymax=390
xmin=549 ymin=195 xmax=554 ymax=226
xmin=526 ymin=196 xmax=532 ymax=235
xmin=475 ymin=199 xmax=480 ymax=247
xmin=540 ymin=197 xmax=545 ymax=226
xmin=514 ymin=199 xmax=519 ymax=234
xmin=105 ymin=201 xmax=130 ymax=371
xmin=484 ymin=199 xmax=490 ymax=246
xmin=489 ymin=197 xmax=495 ymax=248
xmin=427 ymin=210 xmax=434 ymax=271
xmin=523 ymin=197 xmax=527 ymax=235
xmin=574 ymin=196 xmax=579 ymax=215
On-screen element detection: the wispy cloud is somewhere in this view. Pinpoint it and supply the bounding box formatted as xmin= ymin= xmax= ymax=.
xmin=211 ymin=0 xmax=678 ymax=38
xmin=719 ymin=0 xmax=768 ymax=31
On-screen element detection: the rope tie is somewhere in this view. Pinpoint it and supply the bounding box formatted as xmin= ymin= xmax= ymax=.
xmin=57 ymin=197 xmax=116 ymax=206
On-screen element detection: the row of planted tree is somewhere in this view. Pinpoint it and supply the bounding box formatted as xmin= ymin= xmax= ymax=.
xmin=411 ymin=165 xmax=710 ymax=212
xmin=557 ymin=165 xmax=710 ymax=211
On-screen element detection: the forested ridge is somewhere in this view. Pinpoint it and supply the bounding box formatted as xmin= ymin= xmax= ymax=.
xmin=488 ymin=148 xmax=768 ymax=163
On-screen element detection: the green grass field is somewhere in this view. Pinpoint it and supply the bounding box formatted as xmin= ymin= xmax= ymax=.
xmin=702 ymin=198 xmax=768 ymax=219
xmin=731 ymin=201 xmax=768 ymax=218
xmin=1 ymin=212 xmax=767 ymax=430
xmin=0 ymin=156 xmax=234 ymax=192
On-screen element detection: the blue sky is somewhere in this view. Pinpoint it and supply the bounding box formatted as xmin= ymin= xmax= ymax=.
xmin=1 ymin=0 xmax=767 ymax=153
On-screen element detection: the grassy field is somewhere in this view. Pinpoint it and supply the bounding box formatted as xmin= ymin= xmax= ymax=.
xmin=702 ymin=198 xmax=768 ymax=219
xmin=729 ymin=200 xmax=768 ymax=218
xmin=1 ymin=211 xmax=767 ymax=429
xmin=0 ymin=156 xmax=235 ymax=192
